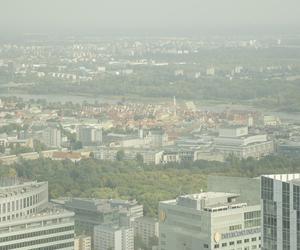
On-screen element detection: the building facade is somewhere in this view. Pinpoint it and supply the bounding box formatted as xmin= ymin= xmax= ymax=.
xmin=77 ymin=126 xmax=102 ymax=146
xmin=261 ymin=174 xmax=300 ymax=250
xmin=214 ymin=126 xmax=274 ymax=159
xmin=134 ymin=217 xmax=159 ymax=248
xmin=0 ymin=178 xmax=75 ymax=250
xmin=94 ymin=224 xmax=134 ymax=250
xmin=53 ymin=197 xmax=142 ymax=248
xmin=159 ymin=192 xmax=261 ymax=250
xmin=74 ymin=235 xmax=92 ymax=250
xmin=42 ymin=127 xmax=62 ymax=148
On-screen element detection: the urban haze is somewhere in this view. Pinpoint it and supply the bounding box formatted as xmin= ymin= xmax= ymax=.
xmin=0 ymin=1 xmax=300 ymax=250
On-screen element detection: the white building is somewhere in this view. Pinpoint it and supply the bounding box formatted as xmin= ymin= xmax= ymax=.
xmin=214 ymin=126 xmax=274 ymax=159
xmin=94 ymin=224 xmax=134 ymax=250
xmin=0 ymin=178 xmax=75 ymax=249
xmin=159 ymin=192 xmax=261 ymax=250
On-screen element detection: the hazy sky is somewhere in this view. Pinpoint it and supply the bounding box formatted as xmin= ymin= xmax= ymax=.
xmin=1 ymin=0 xmax=299 ymax=36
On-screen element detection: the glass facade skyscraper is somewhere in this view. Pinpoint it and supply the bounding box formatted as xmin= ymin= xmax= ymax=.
xmin=261 ymin=174 xmax=300 ymax=250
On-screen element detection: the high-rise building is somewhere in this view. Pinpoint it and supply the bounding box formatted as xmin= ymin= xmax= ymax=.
xmin=94 ymin=224 xmax=134 ymax=250
xmin=77 ymin=126 xmax=102 ymax=146
xmin=0 ymin=178 xmax=75 ymax=250
xmin=159 ymin=192 xmax=261 ymax=250
xmin=74 ymin=235 xmax=92 ymax=250
xmin=261 ymin=174 xmax=300 ymax=250
xmin=134 ymin=217 xmax=159 ymax=248
xmin=42 ymin=127 xmax=62 ymax=148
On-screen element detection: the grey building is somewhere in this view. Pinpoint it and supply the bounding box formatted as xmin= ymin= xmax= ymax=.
xmin=261 ymin=174 xmax=300 ymax=250
xmin=42 ymin=127 xmax=62 ymax=148
xmin=53 ymin=198 xmax=143 ymax=248
xmin=159 ymin=192 xmax=261 ymax=250
xmin=77 ymin=126 xmax=102 ymax=146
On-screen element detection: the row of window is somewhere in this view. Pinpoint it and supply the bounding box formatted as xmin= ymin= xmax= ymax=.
xmin=0 ymin=226 xmax=74 ymax=242
xmin=214 ymin=237 xmax=261 ymax=248
xmin=245 ymin=219 xmax=261 ymax=229
xmin=28 ymin=242 xmax=73 ymax=250
xmin=0 ymin=208 xmax=36 ymax=222
xmin=0 ymin=194 xmax=40 ymax=215
xmin=245 ymin=211 xmax=261 ymax=220
xmin=0 ymin=234 xmax=74 ymax=250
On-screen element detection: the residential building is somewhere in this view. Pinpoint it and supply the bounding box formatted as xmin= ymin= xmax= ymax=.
xmin=94 ymin=224 xmax=134 ymax=250
xmin=74 ymin=235 xmax=92 ymax=250
xmin=134 ymin=217 xmax=159 ymax=248
xmin=42 ymin=127 xmax=62 ymax=148
xmin=77 ymin=126 xmax=102 ymax=146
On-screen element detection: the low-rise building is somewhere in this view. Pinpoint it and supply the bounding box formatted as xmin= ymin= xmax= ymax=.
xmin=214 ymin=126 xmax=274 ymax=159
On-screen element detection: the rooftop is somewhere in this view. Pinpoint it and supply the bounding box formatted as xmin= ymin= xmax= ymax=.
xmin=162 ymin=192 xmax=249 ymax=213
xmin=0 ymin=179 xmax=47 ymax=198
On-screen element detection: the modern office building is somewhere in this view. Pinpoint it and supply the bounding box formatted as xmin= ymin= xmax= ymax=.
xmin=94 ymin=224 xmax=134 ymax=250
xmin=159 ymin=192 xmax=261 ymax=250
xmin=261 ymin=173 xmax=300 ymax=250
xmin=214 ymin=126 xmax=274 ymax=159
xmin=53 ymin=197 xmax=142 ymax=248
xmin=0 ymin=178 xmax=75 ymax=250
xmin=74 ymin=235 xmax=92 ymax=250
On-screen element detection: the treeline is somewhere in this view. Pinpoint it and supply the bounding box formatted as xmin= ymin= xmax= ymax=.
xmin=24 ymin=74 xmax=300 ymax=112
xmin=1 ymin=155 xmax=300 ymax=216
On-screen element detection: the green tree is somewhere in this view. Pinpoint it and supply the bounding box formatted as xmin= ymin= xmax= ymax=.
xmin=116 ymin=150 xmax=125 ymax=161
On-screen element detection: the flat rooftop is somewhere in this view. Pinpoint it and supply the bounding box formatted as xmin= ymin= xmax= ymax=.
xmin=162 ymin=192 xmax=249 ymax=212
xmin=0 ymin=180 xmax=47 ymax=198
xmin=178 ymin=192 xmax=239 ymax=201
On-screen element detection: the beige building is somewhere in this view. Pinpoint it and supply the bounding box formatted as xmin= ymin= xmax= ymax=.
xmin=74 ymin=235 xmax=92 ymax=250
